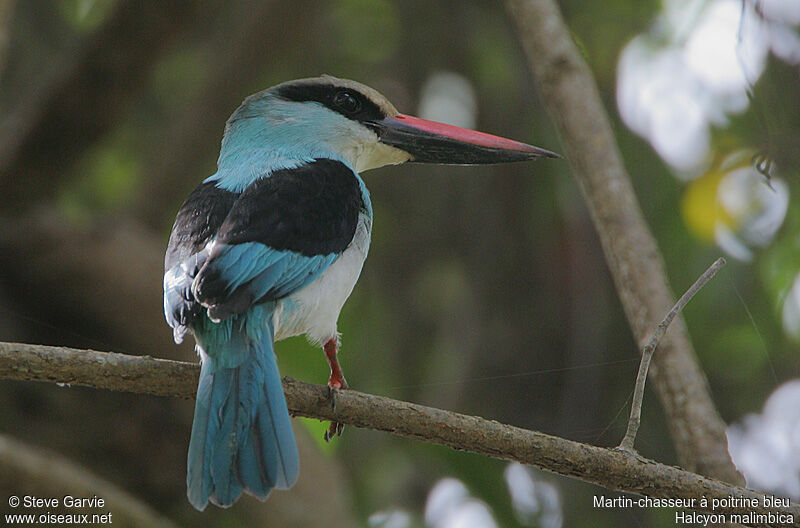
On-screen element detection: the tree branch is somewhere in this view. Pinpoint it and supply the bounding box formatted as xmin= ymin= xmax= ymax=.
xmin=506 ymin=0 xmax=744 ymax=485
xmin=619 ymin=258 xmax=726 ymax=452
xmin=0 ymin=342 xmax=795 ymax=527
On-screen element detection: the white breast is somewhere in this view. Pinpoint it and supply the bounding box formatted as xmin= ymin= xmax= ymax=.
xmin=273 ymin=213 xmax=372 ymax=344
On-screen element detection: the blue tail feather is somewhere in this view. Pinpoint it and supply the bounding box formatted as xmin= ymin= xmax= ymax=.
xmin=187 ymin=310 xmax=298 ymax=510
xmin=253 ymin=348 xmax=300 ymax=489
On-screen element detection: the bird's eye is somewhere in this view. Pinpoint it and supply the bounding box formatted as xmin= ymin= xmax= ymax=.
xmin=333 ymin=91 xmax=361 ymax=114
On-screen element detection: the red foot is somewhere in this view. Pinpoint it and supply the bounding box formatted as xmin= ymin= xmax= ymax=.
xmin=323 ymin=338 xmax=347 ymax=442
xmin=324 ymin=338 xmax=348 ymax=390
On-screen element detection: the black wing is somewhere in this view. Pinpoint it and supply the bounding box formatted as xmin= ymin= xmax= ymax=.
xmin=164 ymin=159 xmax=366 ymax=336
xmin=163 ymin=181 xmax=238 ymax=341
xmin=164 ymin=181 xmax=239 ymax=271
xmin=192 ymin=159 xmax=366 ymax=320
xmin=215 ymin=158 xmax=365 ymax=255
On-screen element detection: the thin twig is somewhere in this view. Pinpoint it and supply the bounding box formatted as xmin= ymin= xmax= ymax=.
xmin=0 ymin=342 xmax=796 ymax=527
xmin=618 ymin=258 xmax=726 ymax=452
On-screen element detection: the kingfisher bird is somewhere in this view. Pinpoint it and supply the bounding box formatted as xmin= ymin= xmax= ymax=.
xmin=163 ymin=75 xmax=558 ymax=510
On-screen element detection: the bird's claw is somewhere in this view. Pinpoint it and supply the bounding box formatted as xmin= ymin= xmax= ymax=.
xmin=324 ymin=420 xmax=345 ymax=442
xmin=324 ymin=381 xmax=347 ymax=442
xmin=327 ymin=383 xmax=339 ymax=411
xmin=327 ymin=373 xmax=348 ymax=410
xmin=328 ymin=374 xmax=348 ymax=391
xmin=323 ymin=338 xmax=347 ymax=442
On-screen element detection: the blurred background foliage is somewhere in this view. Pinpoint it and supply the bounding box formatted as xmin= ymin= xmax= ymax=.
xmin=0 ymin=0 xmax=798 ymax=527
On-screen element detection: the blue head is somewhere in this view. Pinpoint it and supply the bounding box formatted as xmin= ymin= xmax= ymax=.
xmin=209 ymin=75 xmax=559 ymax=192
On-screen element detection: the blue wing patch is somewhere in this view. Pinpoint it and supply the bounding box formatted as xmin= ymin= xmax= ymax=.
xmin=192 ymin=241 xmax=338 ymax=322
xmin=163 ymin=159 xmax=362 ymax=337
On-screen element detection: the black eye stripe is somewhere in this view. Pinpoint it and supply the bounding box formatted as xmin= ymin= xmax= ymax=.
xmin=276 ymin=83 xmax=386 ymax=123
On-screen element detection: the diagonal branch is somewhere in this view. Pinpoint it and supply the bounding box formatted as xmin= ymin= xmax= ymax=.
xmin=0 ymin=342 xmax=796 ymax=527
xmin=506 ymin=0 xmax=744 ymax=485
